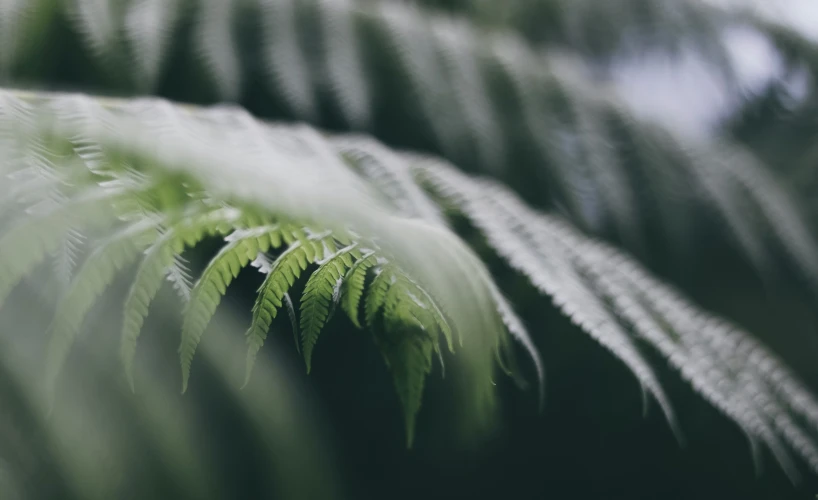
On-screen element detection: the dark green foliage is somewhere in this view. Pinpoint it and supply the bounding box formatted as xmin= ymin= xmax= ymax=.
xmin=1 ymin=1 xmax=818 ymax=493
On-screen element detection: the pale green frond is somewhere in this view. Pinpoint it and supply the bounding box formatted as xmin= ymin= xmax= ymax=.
xmin=45 ymin=218 xmax=161 ymax=399
xmin=0 ymin=188 xmax=128 ymax=307
xmin=408 ymin=277 xmax=455 ymax=353
xmin=363 ymin=263 xmax=462 ymax=441
xmin=165 ymin=253 xmax=194 ymax=302
xmin=52 ymin=227 xmax=85 ymax=290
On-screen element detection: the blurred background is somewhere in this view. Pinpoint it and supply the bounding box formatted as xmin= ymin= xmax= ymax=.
xmin=2 ymin=0 xmax=818 ymax=499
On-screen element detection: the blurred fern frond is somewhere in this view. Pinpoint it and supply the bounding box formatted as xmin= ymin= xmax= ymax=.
xmin=1 ymin=89 xmax=817 ymax=481
xmin=2 ymin=0 xmax=816 ymax=285
xmin=0 ymin=89 xmax=540 ymax=445
xmin=400 ymin=0 xmax=818 ymax=67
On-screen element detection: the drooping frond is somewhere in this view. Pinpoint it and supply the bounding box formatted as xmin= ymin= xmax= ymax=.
xmin=415 ymin=160 xmax=682 ymax=440
xmin=375 ymin=310 xmax=436 ymax=448
xmin=413 ymin=158 xmax=818 ymax=478
xmin=363 ymin=261 xmax=457 ymax=443
xmin=0 ymin=89 xmax=529 ymax=441
xmin=2 ymin=88 xmax=817 ymax=478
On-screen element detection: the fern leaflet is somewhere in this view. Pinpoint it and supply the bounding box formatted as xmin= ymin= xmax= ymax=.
xmin=300 ymin=243 xmax=362 ymax=372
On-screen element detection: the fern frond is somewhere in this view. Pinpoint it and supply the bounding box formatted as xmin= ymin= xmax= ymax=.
xmin=243 ymin=237 xmax=330 ymax=386
xmin=5 ymin=0 xmax=817 ymax=282
xmin=360 ymin=259 xmax=463 ymax=439
xmin=340 ymin=252 xmax=378 ymax=328
xmin=415 ymin=159 xmax=818 ymax=476
xmin=195 ymin=0 xmax=242 ymax=100
xmin=364 ymin=263 xmax=394 ymax=329
xmin=300 ymin=242 xmax=361 ymax=372
xmin=416 ymin=161 xmax=680 ymax=435
xmin=337 ymin=138 xmax=443 ymax=223
xmin=166 ymin=253 xmax=194 ymax=301
xmin=381 ymin=269 xmax=452 ymax=349
xmin=121 ymin=207 xmax=241 ymax=391
xmin=66 ymin=0 xmax=121 ymax=64
xmin=259 ymin=0 xmax=317 ymax=119
xmin=180 ymin=225 xmax=296 ymax=392
xmin=375 ymin=320 xmax=435 ymax=448
xmin=4 ymin=88 xmax=817 ymax=469
xmin=402 ymin=0 xmax=817 ymax=79
xmin=52 ymin=227 xmax=85 ymax=290
xmin=123 ymin=0 xmax=180 ymax=91
xmin=45 ymin=218 xmax=161 ymax=399
xmin=0 ymin=188 xmax=130 ymax=307
xmin=315 ymin=0 xmax=372 ymax=128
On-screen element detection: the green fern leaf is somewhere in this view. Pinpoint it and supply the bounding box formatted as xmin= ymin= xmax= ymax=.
xmin=340 ymin=252 xmax=377 ymax=328
xmin=364 ymin=264 xmax=394 ymax=328
xmin=180 ymin=225 xmax=293 ymax=392
xmin=405 ymin=276 xmax=454 ymax=352
xmin=121 ymin=208 xmax=239 ymax=391
xmin=300 ymin=243 xmax=361 ymax=372
xmin=243 ymin=237 xmax=327 ymax=386
xmin=379 ymin=270 xmax=455 ymax=354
